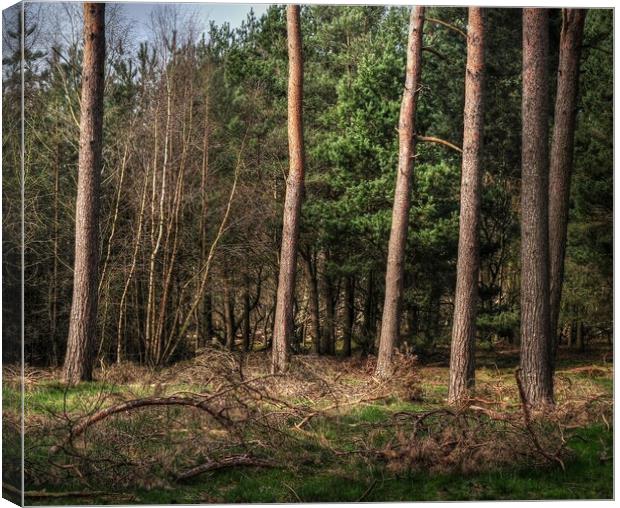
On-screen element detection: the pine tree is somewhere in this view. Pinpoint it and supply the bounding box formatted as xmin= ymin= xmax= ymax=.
xmin=448 ymin=7 xmax=485 ymax=404
xmin=519 ymin=8 xmax=554 ymax=407
xmin=548 ymin=9 xmax=587 ymax=363
xmin=375 ymin=6 xmax=425 ymax=379
xmin=63 ymin=3 xmax=106 ymax=384
xmin=272 ymin=5 xmax=305 ymax=373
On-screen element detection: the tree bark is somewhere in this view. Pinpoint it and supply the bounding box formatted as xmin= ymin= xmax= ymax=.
xmin=204 ymin=292 xmax=214 ymax=346
xmin=242 ymin=274 xmax=251 ymax=352
xmin=224 ymin=278 xmax=235 ymax=351
xmin=548 ymin=9 xmax=587 ymax=365
xmin=199 ymin=67 xmax=211 ymax=350
xmin=362 ymin=271 xmax=377 ymax=354
xmin=301 ymin=252 xmax=321 ymax=354
xmin=343 ymin=276 xmax=355 ymax=357
xmin=49 ymin=126 xmax=61 ymax=367
xmin=575 ymin=320 xmax=585 ymax=352
xmin=63 ymin=3 xmax=105 ymax=384
xmin=375 ymin=6 xmax=425 ymax=379
xmin=318 ymin=250 xmax=335 ymax=355
xmin=448 ymin=7 xmax=485 ymax=404
xmin=519 ymin=8 xmax=554 ymax=407
xmin=272 ymin=4 xmax=305 ymax=373
xmin=566 ymin=321 xmax=574 ymax=348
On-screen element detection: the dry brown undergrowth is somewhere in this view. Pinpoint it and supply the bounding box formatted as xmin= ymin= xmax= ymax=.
xmin=4 ymin=349 xmax=612 ymax=492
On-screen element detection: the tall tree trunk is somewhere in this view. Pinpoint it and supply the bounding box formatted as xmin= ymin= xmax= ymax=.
xmin=519 ymin=8 xmax=554 ymax=407
xmin=301 ymin=252 xmax=321 ymax=354
xmin=145 ymin=69 xmax=173 ymax=365
xmin=224 ymin=278 xmax=235 ymax=351
xmin=566 ymin=321 xmax=574 ymax=348
xmin=318 ymin=250 xmax=335 ymax=355
xmin=242 ymin=274 xmax=251 ymax=352
xmin=575 ymin=320 xmax=585 ymax=352
xmin=63 ymin=3 xmax=105 ymax=384
xmin=448 ymin=7 xmax=485 ymax=404
xmin=199 ymin=66 xmax=211 ymax=351
xmin=49 ymin=133 xmax=61 ymax=367
xmin=375 ymin=6 xmax=425 ymax=379
xmin=272 ymin=4 xmax=305 ymax=373
xmin=548 ymin=9 xmax=587 ymax=365
xmin=204 ymin=292 xmax=214 ymax=345
xmin=116 ymin=152 xmax=150 ymax=365
xmin=327 ymin=290 xmax=336 ymax=355
xmin=362 ymin=271 xmax=377 ymax=355
xmin=343 ymin=276 xmax=355 ymax=357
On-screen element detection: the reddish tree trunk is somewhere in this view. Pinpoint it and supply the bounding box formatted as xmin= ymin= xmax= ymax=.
xmin=448 ymin=7 xmax=485 ymax=404
xmin=63 ymin=3 xmax=105 ymax=384
xmin=272 ymin=5 xmax=305 ymax=373
xmin=375 ymin=6 xmax=425 ymax=379
xmin=548 ymin=9 xmax=587 ymax=364
xmin=519 ymin=8 xmax=554 ymax=407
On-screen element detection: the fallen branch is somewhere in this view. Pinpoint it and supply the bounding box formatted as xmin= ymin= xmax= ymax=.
xmin=294 ymin=394 xmax=387 ymax=430
xmin=515 ymin=368 xmax=566 ymax=470
xmin=50 ymin=395 xmax=224 ymax=454
xmin=3 ymin=483 xmax=129 ymax=500
xmin=468 ymin=405 xmax=510 ymax=420
xmin=176 ymin=455 xmax=277 ymax=481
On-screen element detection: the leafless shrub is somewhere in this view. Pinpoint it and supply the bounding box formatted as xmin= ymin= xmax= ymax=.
xmin=22 ymin=350 xmax=301 ymax=490
xmin=368 ymin=370 xmax=612 ymax=476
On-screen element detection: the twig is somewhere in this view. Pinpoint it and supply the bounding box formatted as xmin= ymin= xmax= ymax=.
xmin=283 ymin=482 xmax=303 ymax=502
xmin=515 ymin=369 xmax=566 ymax=470
xmin=357 ymin=479 xmax=377 ymax=502
xmin=422 ymin=46 xmax=449 ymax=61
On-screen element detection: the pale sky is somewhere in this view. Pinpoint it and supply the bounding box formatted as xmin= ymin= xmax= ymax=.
xmin=120 ymin=2 xmax=271 ymax=42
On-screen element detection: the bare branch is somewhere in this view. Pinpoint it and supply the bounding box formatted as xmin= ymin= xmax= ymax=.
xmin=416 ymin=134 xmax=463 ymax=154
xmin=426 ymin=16 xmax=467 ymax=40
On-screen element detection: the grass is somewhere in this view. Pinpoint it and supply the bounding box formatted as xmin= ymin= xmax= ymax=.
xmin=30 ymin=422 xmax=612 ymax=504
xmin=8 ymin=345 xmax=614 ymax=504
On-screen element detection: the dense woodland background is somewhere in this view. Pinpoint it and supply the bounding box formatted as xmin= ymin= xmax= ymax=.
xmin=2 ymin=3 xmax=612 ymax=367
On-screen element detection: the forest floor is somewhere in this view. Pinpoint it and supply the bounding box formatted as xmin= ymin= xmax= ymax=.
xmin=3 ymin=343 xmax=613 ymax=503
